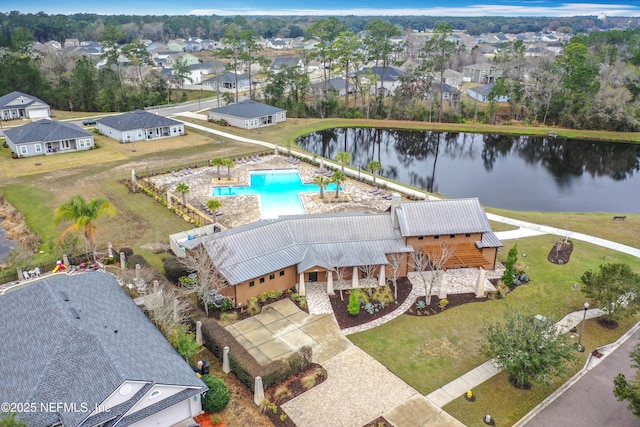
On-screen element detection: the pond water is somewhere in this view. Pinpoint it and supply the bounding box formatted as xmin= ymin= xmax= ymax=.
xmin=296 ymin=128 xmax=640 ymax=213
xmin=0 ymin=220 xmax=16 ymax=262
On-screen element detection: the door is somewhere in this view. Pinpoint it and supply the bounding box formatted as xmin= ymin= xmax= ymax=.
xmin=308 ymin=272 xmax=318 ymax=282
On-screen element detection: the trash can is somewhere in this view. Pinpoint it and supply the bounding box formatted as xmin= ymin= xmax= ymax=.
xmin=199 ymin=360 xmax=210 ymax=375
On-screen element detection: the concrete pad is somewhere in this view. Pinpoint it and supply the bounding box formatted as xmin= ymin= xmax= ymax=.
xmin=271 ymin=298 xmax=302 ymax=317
xmin=225 ymin=325 xmax=241 ymax=338
xmin=231 ymin=316 xmax=264 ymax=334
xmin=385 ymin=395 xmax=466 ymax=427
xmin=287 ymin=311 xmax=313 ymax=326
xmin=232 ymin=334 xmax=253 ymax=350
xmin=426 ymin=389 xmax=457 ymax=408
xmin=278 ymin=328 xmax=316 ymax=349
xmin=264 ymin=318 xmax=296 ymax=334
xmin=256 ymin=305 xmax=285 ymax=325
xmin=313 ymin=335 xmax=353 ymax=363
xmin=247 ymin=346 xmax=271 ymax=366
xmin=243 ymin=327 xmax=275 ymax=347
xmin=257 ymin=339 xmax=294 ymax=361
xmin=441 ymin=378 xmax=474 ymax=399
xmin=300 ymin=315 xmax=340 ymax=338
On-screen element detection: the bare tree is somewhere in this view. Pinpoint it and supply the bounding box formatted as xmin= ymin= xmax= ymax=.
xmin=359 ymin=262 xmax=378 ymax=296
xmin=179 ymin=243 xmax=230 ymax=317
xmin=411 ymin=242 xmax=454 ymax=305
xmin=334 ymin=266 xmax=350 ymax=301
xmin=388 ymin=253 xmax=404 ymax=300
xmin=146 ymin=287 xmax=191 ymax=335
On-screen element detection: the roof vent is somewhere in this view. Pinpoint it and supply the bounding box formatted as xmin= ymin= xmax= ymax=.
xmin=69 ymin=307 xmax=80 ymax=319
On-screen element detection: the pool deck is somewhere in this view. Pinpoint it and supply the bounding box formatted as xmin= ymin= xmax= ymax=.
xmin=150 ymin=155 xmax=400 ymax=228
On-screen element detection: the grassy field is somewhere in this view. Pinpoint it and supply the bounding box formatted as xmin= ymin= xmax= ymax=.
xmin=348 ymin=235 xmax=639 ymax=395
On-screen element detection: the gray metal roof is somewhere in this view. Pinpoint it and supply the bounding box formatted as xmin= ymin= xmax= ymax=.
xmin=0 ymin=273 xmax=205 ymax=427
xmin=200 ymin=212 xmax=411 ymax=285
xmin=4 ymin=119 xmax=91 ymax=144
xmin=97 ymin=110 xmax=183 ymax=131
xmin=209 ymin=100 xmax=285 ymax=119
xmin=476 ymin=231 xmax=503 ymax=248
xmin=0 ymin=91 xmax=49 ymax=109
xmin=395 ymin=198 xmax=492 ymax=237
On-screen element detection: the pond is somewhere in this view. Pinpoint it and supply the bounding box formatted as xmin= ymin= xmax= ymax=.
xmin=296 ymin=128 xmax=640 ymax=213
xmin=0 ymin=220 xmax=16 ymax=263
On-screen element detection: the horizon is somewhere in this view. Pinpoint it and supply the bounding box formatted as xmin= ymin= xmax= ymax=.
xmin=4 ymin=0 xmax=640 ymax=18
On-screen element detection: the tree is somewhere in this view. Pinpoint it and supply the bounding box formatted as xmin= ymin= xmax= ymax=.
xmin=367 ymin=160 xmax=382 ymax=185
xmin=387 ymin=253 xmax=404 ymax=300
xmin=169 ymin=324 xmax=202 ymax=362
xmin=307 ymin=17 xmax=347 ymax=96
xmin=206 ymin=199 xmax=222 ymax=218
xmin=364 ymin=20 xmax=403 ymax=93
xmin=211 ymin=157 xmax=225 ymax=179
xmin=411 ymin=243 xmax=453 ymax=305
xmin=314 ymin=175 xmax=330 ymax=200
xmin=0 ymin=413 xmax=28 ymax=427
xmin=332 ymin=31 xmax=362 ymax=109
xmin=70 ymin=56 xmax=98 ymax=111
xmin=581 ymin=263 xmax=640 ymax=325
xmin=172 ymin=56 xmax=193 ymax=91
xmin=175 ymin=182 xmax=190 ymax=205
xmin=122 ymin=39 xmax=152 ymax=87
xmin=331 ymin=170 xmax=346 ymax=199
xmin=53 ymin=195 xmax=116 ymax=261
xmin=502 ymin=244 xmax=518 ymax=286
xmin=224 ymin=158 xmax=235 ymax=179
xmin=100 ymin=26 xmax=127 ymax=102
xmin=201 ymin=375 xmax=230 ymax=412
xmin=419 ymin=23 xmax=457 ymax=122
xmin=613 ymin=343 xmax=640 ymax=417
xmin=334 ymin=151 xmax=351 ymax=172
xmin=480 ymin=306 xmax=576 ymax=389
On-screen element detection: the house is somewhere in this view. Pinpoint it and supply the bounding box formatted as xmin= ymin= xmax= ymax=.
xmin=97 ymin=110 xmax=185 ymax=143
xmin=174 ymin=197 xmax=502 ymax=305
xmin=362 ymin=66 xmax=404 ymax=95
xmin=203 ymin=71 xmax=251 ymax=90
xmin=4 ymin=119 xmax=94 ymax=158
xmin=188 ymin=60 xmax=226 ymax=84
xmin=0 ymin=91 xmax=51 ymax=121
xmin=442 ymin=69 xmax=463 ymax=87
xmin=463 ymin=63 xmax=503 ymax=83
xmin=468 ymin=84 xmax=509 ymax=103
xmin=270 ymin=57 xmax=304 ymax=73
xmin=426 ymin=83 xmax=461 ymax=102
xmin=266 ymin=38 xmax=287 ymax=49
xmin=208 ymin=100 xmax=286 ymax=129
xmin=311 ymin=77 xmax=349 ymax=97
xmin=0 ymin=272 xmax=206 ymax=427
xmin=167 ymin=38 xmax=187 ymax=52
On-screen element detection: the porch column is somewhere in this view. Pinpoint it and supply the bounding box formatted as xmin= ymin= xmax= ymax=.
xmin=378 ymin=266 xmax=386 ymax=287
xmin=352 ymin=266 xmax=359 ymax=288
xmin=438 ymin=272 xmax=448 ymax=299
xmin=475 ymin=267 xmax=486 ymax=298
xmin=327 ymin=270 xmax=335 ymax=295
xmin=298 ymin=272 xmax=306 ymax=296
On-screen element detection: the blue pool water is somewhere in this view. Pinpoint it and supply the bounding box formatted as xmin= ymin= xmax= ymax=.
xmin=212 ymin=170 xmax=337 ymax=219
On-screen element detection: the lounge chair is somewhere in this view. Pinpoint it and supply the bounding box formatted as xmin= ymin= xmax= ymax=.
xmin=369 ymin=187 xmax=379 ymax=193
xmin=371 ymin=188 xmax=381 ymax=195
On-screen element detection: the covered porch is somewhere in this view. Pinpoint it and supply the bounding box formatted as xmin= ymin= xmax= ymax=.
xmin=146 ymin=126 xmax=172 ymax=139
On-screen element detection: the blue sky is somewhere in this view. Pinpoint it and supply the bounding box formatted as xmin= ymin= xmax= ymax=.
xmin=6 ymin=0 xmax=640 ymax=17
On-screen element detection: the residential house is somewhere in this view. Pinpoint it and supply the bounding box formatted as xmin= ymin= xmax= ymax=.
xmin=426 ymin=83 xmax=461 ymax=102
xmin=174 ymin=197 xmax=502 ymax=305
xmin=266 ymin=38 xmax=287 ymax=49
xmin=546 ymin=42 xmax=564 ymax=55
xmin=208 ymin=100 xmax=286 ymax=129
xmin=185 ymin=38 xmax=203 ymax=52
xmin=64 ymin=38 xmax=80 ymax=48
xmin=188 ymin=60 xmax=226 ymax=84
xmin=0 ymin=91 xmax=51 ymax=121
xmin=97 ymin=110 xmax=185 ymax=143
xmin=203 ymin=71 xmax=251 ymax=90
xmin=4 ymin=119 xmax=94 ymax=158
xmin=468 ymin=84 xmax=509 ymax=103
xmin=270 ymin=57 xmax=304 ymax=73
xmin=310 ymin=77 xmax=349 ymax=97
xmin=0 ymin=272 xmax=206 ymax=427
xmin=463 ymin=63 xmax=503 ymax=84
xmin=442 ymin=69 xmax=464 ymax=87
xmin=167 ymin=38 xmax=187 ymax=52
xmin=362 ymin=66 xmax=404 ymax=95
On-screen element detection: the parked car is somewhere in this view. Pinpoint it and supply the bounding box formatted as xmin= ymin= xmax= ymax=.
xmin=82 ymin=119 xmax=97 ymax=126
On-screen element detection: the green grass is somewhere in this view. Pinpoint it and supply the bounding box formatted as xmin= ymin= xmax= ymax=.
xmin=348 ymin=235 xmax=639 ymax=395
xmin=443 ymin=313 xmax=640 ymax=427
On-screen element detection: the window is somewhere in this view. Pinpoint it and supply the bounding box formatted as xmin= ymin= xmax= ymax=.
xmin=137 ymin=130 xmax=143 ymax=138
xmin=259 ymin=277 xmax=265 ymax=283
xmin=125 ymin=132 xmax=131 ymax=141
xmin=418 ymin=236 xmax=423 ymax=240
xmin=450 ymin=234 xmax=455 ymax=239
xmin=279 ymin=270 xmax=285 ymax=276
xmin=19 ymin=146 xmax=28 ymax=155
xmin=465 ymin=233 xmax=471 ymax=237
xmin=61 ymin=140 xmax=71 ymax=149
xmin=149 ymin=390 xmax=161 ymax=400
xmin=434 ymin=235 xmax=440 ymax=240
xmin=34 ymin=144 xmax=42 ymax=153
xmin=249 ymin=281 xmax=255 ymax=287
xmin=269 ymin=273 xmax=275 ymax=280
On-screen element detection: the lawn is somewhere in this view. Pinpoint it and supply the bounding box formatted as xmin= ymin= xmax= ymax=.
xmin=348 ymin=235 xmax=640 ymax=395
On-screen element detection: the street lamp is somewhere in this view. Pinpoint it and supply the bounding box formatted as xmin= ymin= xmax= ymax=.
xmin=577 ymin=302 xmax=589 ymax=352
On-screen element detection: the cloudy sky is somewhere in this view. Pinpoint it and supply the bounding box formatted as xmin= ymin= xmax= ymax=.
xmin=8 ymin=0 xmax=640 ymax=17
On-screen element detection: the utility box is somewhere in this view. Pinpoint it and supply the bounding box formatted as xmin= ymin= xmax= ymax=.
xmin=533 ymin=314 xmax=547 ymax=328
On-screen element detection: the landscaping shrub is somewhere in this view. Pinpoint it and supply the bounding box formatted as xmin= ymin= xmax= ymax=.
xmin=163 ymin=256 xmax=189 ymax=282
xmin=348 ymin=291 xmax=361 ymax=316
xmin=126 ymin=254 xmax=150 ymax=268
xmin=502 ymin=245 xmax=518 ymax=286
xmin=201 ymin=375 xmax=230 ymax=412
xmin=119 ymin=247 xmax=134 ymax=257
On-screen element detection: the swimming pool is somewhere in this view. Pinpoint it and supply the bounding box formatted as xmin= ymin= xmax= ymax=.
xmin=212 ymin=170 xmax=337 ymax=219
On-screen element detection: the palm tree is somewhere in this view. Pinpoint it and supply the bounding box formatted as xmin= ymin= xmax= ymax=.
xmin=314 ymin=175 xmax=330 ymax=200
xmin=206 ymin=199 xmax=222 ymax=218
xmin=334 ymin=151 xmax=351 ymax=172
xmin=175 ymin=182 xmax=190 ymax=206
xmin=367 ymin=160 xmax=382 ymax=185
xmin=331 ymin=171 xmax=346 ymax=199
xmin=224 ymin=159 xmax=235 ymax=180
xmin=53 ymin=195 xmax=116 ymax=261
xmin=211 ymin=157 xmax=225 ymax=179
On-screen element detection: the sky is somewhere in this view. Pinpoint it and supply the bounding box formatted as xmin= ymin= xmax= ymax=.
xmin=6 ymin=0 xmax=640 ymax=17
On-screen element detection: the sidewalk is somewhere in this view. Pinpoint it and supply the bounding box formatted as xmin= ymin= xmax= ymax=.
xmin=426 ymin=307 xmax=606 ymax=408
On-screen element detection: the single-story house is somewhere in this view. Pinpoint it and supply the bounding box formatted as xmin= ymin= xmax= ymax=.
xmin=468 ymin=84 xmax=509 ymax=103
xmin=97 ymin=110 xmax=185 ymax=143
xmin=176 ymin=197 xmax=502 ymax=305
xmin=204 ymin=71 xmax=251 ymax=90
xmin=271 ymin=57 xmax=304 ymax=73
xmin=4 ymin=119 xmax=94 ymax=158
xmin=310 ymin=77 xmax=350 ymax=97
xmin=426 ymin=83 xmax=462 ymax=102
xmin=0 ymin=91 xmax=51 ymax=121
xmin=362 ymin=66 xmax=403 ymax=95
xmin=0 ymin=272 xmax=206 ymax=427
xmin=208 ymin=100 xmax=286 ymax=129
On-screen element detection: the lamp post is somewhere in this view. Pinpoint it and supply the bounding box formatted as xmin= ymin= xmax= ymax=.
xmin=577 ymin=302 xmax=589 ymax=352
xmin=357 ymin=162 xmax=361 ymax=180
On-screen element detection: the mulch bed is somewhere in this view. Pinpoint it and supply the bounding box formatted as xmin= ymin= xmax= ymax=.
xmin=330 ymin=278 xmax=412 ymax=329
xmin=362 ymin=416 xmax=393 ymax=426
xmin=405 ymin=293 xmax=487 ymax=316
xmin=548 ymin=239 xmax=573 ymax=265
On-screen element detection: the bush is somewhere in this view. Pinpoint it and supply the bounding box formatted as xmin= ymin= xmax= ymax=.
xmin=119 ymin=247 xmax=134 ymax=257
xmin=164 ymin=256 xmax=189 ymax=282
xmin=201 ymin=375 xmax=230 ymax=412
xmin=348 ymin=291 xmax=361 ymax=316
xmin=126 ymin=254 xmax=150 ymax=268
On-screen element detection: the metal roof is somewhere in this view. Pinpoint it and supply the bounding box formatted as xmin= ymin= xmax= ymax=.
xmin=395 ymin=198 xmax=492 ymax=236
xmin=0 ymin=273 xmax=205 ymax=427
xmin=97 ymin=109 xmax=183 ymax=131
xmin=4 ymin=119 xmax=91 ymax=144
xmin=476 ymin=231 xmax=503 ymax=248
xmin=210 ymin=100 xmax=285 ymax=119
